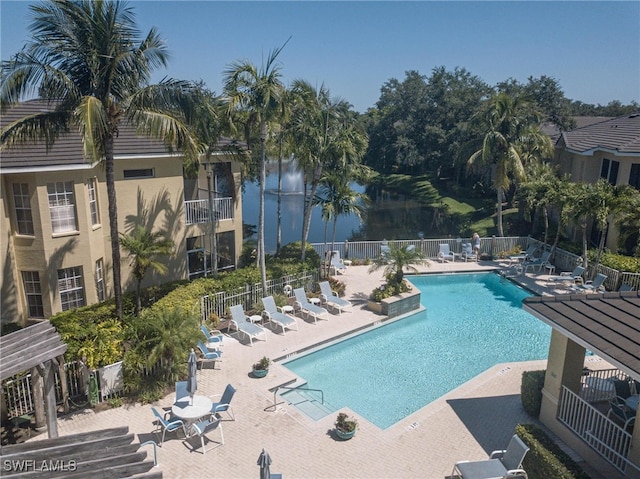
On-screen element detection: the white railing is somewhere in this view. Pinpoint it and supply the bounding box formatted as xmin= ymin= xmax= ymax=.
xmin=200 ymin=270 xmax=319 ymax=321
xmin=558 ymin=385 xmax=635 ymax=473
xmin=184 ymin=197 xmax=234 ymax=225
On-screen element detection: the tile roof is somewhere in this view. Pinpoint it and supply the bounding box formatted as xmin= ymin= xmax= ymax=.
xmin=558 ymin=113 xmax=640 ymax=155
xmin=1 ymin=99 xmax=244 ymax=171
xmin=523 ymin=291 xmax=640 ymax=380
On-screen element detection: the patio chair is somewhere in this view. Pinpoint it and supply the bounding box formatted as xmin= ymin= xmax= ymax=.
xmin=293 ymin=287 xmax=329 ymax=324
xmin=229 ymin=304 xmax=267 ymax=345
xmin=151 ymin=407 xmax=187 ymax=445
xmin=522 ymin=250 xmax=551 ymax=274
xmin=189 ymin=417 xmax=224 ymax=454
xmin=452 ymin=434 xmax=529 ymax=479
xmin=461 ymin=243 xmax=477 ymax=262
xmin=572 ymin=273 xmax=607 ymax=293
xmin=380 ymin=241 xmax=391 ymax=259
xmin=607 ymin=399 xmax=636 ymax=430
xmin=210 ymin=383 xmax=236 ymax=421
xmin=200 ymin=325 xmax=224 ymax=350
xmin=438 ymin=243 xmax=455 ymax=262
xmin=330 ymin=256 xmax=347 ymax=275
xmin=196 ymin=341 xmax=223 ymax=370
xmin=318 ymin=281 xmax=352 ymax=314
xmin=261 ymin=296 xmax=298 ymax=334
xmin=175 ymin=381 xmax=188 ymax=403
xmin=547 ymin=266 xmax=585 ymax=283
xmin=619 ymin=283 xmax=634 ymax=292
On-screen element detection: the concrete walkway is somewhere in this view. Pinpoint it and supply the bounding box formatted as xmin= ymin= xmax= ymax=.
xmin=30 ymin=259 xmax=604 ymax=478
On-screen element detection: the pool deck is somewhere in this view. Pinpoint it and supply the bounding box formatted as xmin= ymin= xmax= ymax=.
xmin=32 ymin=259 xmax=608 ymax=478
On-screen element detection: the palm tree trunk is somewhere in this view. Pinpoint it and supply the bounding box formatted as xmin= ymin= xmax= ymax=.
xmin=301 ymin=166 xmax=322 ymax=261
xmin=497 ymin=187 xmax=504 ymax=237
xmin=276 ymin=140 xmax=283 ymax=255
xmin=581 ymin=221 xmax=589 ymax=270
xmin=135 ymin=280 xmax=142 ymax=317
xmin=105 ymin=137 xmax=123 ymax=320
xmin=258 ymin=124 xmax=268 ymax=295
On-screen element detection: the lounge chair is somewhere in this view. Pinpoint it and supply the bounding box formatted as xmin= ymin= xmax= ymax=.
xmin=261 ymin=296 xmax=298 ymax=334
xmin=522 ymin=250 xmax=551 ymax=274
xmin=189 ymin=417 xmax=224 ymax=454
xmin=209 ymin=383 xmax=236 ymax=421
xmin=330 ymin=256 xmax=347 ymax=275
xmin=196 ymin=341 xmax=223 ymax=369
xmin=380 ymin=241 xmax=391 ymax=258
xmin=229 ymin=304 xmax=267 ymax=345
xmin=438 ymin=243 xmax=455 ymax=262
xmin=508 ymin=244 xmax=538 ymax=264
xmin=461 ymin=243 xmax=477 ymax=262
xmin=318 ymin=281 xmax=352 ymax=314
xmin=151 ymin=407 xmax=187 ymax=445
xmin=452 ymin=434 xmax=529 ymax=479
xmin=572 ymin=273 xmax=607 ymax=293
xmin=607 ymin=399 xmax=636 ymax=430
xmin=200 ymin=325 xmax=223 ymax=350
xmin=293 ymin=287 xmax=329 ymax=324
xmin=619 ymin=283 xmax=635 ymax=292
xmin=547 ymin=265 xmax=585 ymax=283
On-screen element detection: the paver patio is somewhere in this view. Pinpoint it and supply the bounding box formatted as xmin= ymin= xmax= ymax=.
xmin=28 ymin=260 xmax=606 ymax=478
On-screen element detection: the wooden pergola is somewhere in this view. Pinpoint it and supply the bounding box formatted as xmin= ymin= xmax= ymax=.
xmin=0 ymin=427 xmax=162 ymax=478
xmin=0 ymin=321 xmax=67 ymax=438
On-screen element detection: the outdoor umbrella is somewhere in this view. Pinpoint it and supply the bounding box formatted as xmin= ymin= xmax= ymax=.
xmin=257 ymin=448 xmax=272 ymax=479
xmin=187 ymin=348 xmax=198 ymax=405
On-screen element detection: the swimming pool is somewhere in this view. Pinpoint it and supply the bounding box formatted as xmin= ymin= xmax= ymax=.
xmin=281 ymin=272 xmax=551 ymax=429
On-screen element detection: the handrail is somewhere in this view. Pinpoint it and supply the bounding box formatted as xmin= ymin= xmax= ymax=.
xmin=140 ymin=440 xmax=159 ymax=467
xmin=270 ymin=385 xmax=324 ymax=412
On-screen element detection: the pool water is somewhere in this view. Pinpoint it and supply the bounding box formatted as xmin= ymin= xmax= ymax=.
xmin=281 ymin=272 xmax=551 ymax=429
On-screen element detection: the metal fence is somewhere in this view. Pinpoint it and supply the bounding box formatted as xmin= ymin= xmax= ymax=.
xmin=200 ymin=270 xmax=320 ymax=322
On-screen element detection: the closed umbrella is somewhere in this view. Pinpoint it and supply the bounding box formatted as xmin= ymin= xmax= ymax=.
xmin=187 ymin=348 xmax=198 ymax=405
xmin=257 ymin=448 xmax=272 ymax=479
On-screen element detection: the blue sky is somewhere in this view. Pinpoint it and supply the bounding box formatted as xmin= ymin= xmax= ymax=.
xmin=2 ymin=1 xmax=638 ymax=113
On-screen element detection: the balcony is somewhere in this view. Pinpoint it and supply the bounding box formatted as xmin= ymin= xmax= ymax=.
xmin=184 ymin=197 xmax=233 ymax=225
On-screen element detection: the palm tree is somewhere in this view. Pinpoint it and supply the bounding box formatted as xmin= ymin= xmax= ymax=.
xmin=223 ymin=41 xmax=288 ymax=295
xmin=567 ymin=182 xmax=600 ymax=269
xmin=467 ymin=92 xmax=552 ymax=236
xmin=119 ymin=225 xmax=173 ymax=316
xmin=289 ymin=80 xmax=368 ymax=261
xmin=368 ymin=243 xmax=429 ymax=284
xmin=1 ymin=0 xmax=198 ymax=319
xmin=520 ymin=160 xmax=559 ymax=243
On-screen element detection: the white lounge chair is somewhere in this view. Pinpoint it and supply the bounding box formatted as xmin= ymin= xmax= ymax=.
xmin=548 ymin=265 xmax=584 ymax=283
xmin=293 ymin=287 xmax=329 ymax=324
xmin=318 ymin=281 xmax=352 ymax=314
xmin=572 ymin=273 xmax=607 ymax=293
xmin=261 ymin=296 xmax=298 ymax=334
xmin=438 ymin=243 xmax=455 ymax=262
xmin=461 ymin=243 xmax=477 ymax=262
xmin=229 ymin=304 xmax=267 ymax=345
xmin=522 ymin=250 xmax=551 ymax=273
xmin=330 ymin=256 xmax=347 ymax=275
xmin=452 ymin=434 xmax=529 ymax=479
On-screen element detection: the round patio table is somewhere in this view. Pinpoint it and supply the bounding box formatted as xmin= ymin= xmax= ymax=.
xmin=172 ymin=395 xmax=213 ymax=434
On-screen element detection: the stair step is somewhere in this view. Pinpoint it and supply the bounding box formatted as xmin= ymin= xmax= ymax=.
xmin=281 ymin=388 xmax=335 ymax=421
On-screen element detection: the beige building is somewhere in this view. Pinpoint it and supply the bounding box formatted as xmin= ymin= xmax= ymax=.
xmin=1 ymin=100 xmax=244 ymax=326
xmin=553 ymin=113 xmax=640 ymax=251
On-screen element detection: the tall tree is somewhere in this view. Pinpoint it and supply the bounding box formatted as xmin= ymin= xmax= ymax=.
xmin=467 ymin=92 xmax=552 ymax=236
xmin=119 ymin=225 xmax=173 ymax=316
xmin=223 ymin=41 xmax=287 ymax=295
xmin=1 ymin=0 xmax=198 ymax=319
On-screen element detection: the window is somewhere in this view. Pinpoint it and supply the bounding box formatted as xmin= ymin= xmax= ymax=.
xmin=600 ymin=158 xmax=619 ymax=185
xmin=12 ymin=183 xmax=34 ymax=235
xmin=58 ymin=266 xmax=85 ymax=311
xmin=123 ymin=168 xmax=154 ymax=179
xmin=630 ymin=164 xmax=640 ymax=191
xmin=47 ymin=181 xmax=77 ymax=233
xmin=21 ymin=271 xmax=44 ymax=318
xmin=95 ymin=258 xmax=105 ymax=302
xmin=87 ymin=178 xmax=100 ymax=225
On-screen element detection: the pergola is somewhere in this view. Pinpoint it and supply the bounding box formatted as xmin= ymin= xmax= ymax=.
xmin=0 ymin=321 xmax=67 ymax=438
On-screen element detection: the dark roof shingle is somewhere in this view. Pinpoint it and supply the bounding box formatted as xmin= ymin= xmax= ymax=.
xmin=559 ymin=113 xmax=640 ymax=155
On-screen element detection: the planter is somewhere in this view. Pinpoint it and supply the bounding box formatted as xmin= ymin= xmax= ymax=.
xmin=335 ymin=427 xmax=356 ymax=440
xmin=252 ymin=368 xmax=269 ymax=378
xmin=367 ymin=290 xmax=421 ymax=318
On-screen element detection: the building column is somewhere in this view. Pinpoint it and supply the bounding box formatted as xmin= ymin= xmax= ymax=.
xmin=540 ymin=329 xmax=585 ymax=426
xmin=626 ymin=414 xmax=640 ymax=478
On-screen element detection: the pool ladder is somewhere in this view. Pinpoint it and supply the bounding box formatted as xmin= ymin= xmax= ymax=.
xmin=269 ymin=385 xmax=324 ymax=412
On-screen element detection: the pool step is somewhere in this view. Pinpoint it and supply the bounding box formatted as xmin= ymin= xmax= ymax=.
xmin=281 ymin=388 xmax=335 ymax=421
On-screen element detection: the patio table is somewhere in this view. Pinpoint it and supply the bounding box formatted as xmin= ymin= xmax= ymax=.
xmin=172 ymin=395 xmax=213 ymax=434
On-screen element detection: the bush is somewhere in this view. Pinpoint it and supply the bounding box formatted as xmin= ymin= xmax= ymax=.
xmin=516 ymin=424 xmax=591 ymax=479
xmin=370 ymin=278 xmax=411 ymax=301
xmin=521 ymin=370 xmax=546 ymax=417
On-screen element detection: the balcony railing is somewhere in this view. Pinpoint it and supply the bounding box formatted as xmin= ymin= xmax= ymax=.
xmin=184 ymin=197 xmax=234 ymax=225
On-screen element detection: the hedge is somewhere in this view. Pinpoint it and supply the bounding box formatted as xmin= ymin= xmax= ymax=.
xmin=516 ymin=423 xmax=591 ymax=479
xmin=521 ymin=370 xmax=546 ymax=417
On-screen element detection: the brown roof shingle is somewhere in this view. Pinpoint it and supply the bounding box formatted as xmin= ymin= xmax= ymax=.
xmin=559 ymin=113 xmax=640 ymax=155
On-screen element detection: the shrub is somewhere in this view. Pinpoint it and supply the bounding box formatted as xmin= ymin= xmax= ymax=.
xmin=370 ymin=279 xmax=411 ymax=301
xmin=516 ymin=423 xmax=591 ymax=479
xmin=521 ymin=370 xmax=546 ymax=417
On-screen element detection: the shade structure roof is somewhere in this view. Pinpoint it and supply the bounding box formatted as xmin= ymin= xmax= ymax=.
xmin=0 ymin=321 xmax=67 ymax=381
xmin=523 ymin=291 xmax=640 ymax=380
xmin=0 ymin=427 xmax=162 ymax=478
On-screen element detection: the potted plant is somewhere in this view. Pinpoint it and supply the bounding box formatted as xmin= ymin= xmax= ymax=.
xmin=334 ymin=412 xmax=357 ymax=440
xmin=252 ymin=356 xmax=270 ymax=378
